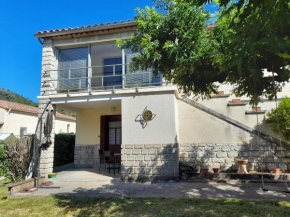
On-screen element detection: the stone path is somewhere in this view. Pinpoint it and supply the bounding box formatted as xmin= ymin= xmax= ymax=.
xmin=13 ymin=168 xmax=290 ymax=201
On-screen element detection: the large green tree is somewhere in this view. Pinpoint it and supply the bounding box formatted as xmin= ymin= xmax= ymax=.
xmin=118 ymin=0 xmax=290 ymax=104
xmin=118 ymin=0 xmax=226 ymax=99
xmin=212 ymin=0 xmax=290 ymax=104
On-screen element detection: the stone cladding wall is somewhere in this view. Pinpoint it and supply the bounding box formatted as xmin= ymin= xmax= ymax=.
xmin=74 ymin=144 xmax=100 ymax=168
xmin=179 ymin=143 xmax=290 ymax=172
xmin=121 ymin=144 xmax=179 ymax=181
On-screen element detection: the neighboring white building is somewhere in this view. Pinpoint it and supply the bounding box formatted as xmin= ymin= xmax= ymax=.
xmin=34 ymin=20 xmax=290 ymax=179
xmin=0 ymin=100 xmax=76 ymax=136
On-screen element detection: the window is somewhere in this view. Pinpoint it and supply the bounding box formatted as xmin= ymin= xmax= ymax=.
xmin=20 ymin=127 xmax=27 ymax=137
xmin=58 ymin=47 xmax=88 ymax=91
xmin=67 ymin=124 xmax=70 ymax=133
xmin=103 ymin=57 xmax=122 ymax=87
xmin=108 ymin=121 xmax=122 ymax=145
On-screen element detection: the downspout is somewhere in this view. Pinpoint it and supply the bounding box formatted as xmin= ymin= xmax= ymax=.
xmin=38 ymin=38 xmax=44 ymax=45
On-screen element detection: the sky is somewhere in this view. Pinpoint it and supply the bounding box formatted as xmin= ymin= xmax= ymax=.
xmin=0 ymin=0 xmax=216 ymax=102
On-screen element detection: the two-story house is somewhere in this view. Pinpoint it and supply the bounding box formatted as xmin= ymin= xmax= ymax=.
xmin=35 ymin=20 xmax=290 ymax=180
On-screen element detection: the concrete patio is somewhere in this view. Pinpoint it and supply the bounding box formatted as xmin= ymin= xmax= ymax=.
xmin=12 ymin=168 xmax=290 ymax=201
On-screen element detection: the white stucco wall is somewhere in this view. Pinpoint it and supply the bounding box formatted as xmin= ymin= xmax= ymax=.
xmin=196 ymin=82 xmax=290 ymax=139
xmin=178 ymin=99 xmax=255 ymax=144
xmin=75 ymin=107 xmax=121 ymax=144
xmin=3 ymin=111 xmax=39 ymax=136
xmin=122 ymin=92 xmax=178 ymax=144
xmin=0 ymin=109 xmax=76 ymax=136
xmin=55 ymin=118 xmax=76 ymax=134
xmin=0 ymin=108 xmax=6 ymax=133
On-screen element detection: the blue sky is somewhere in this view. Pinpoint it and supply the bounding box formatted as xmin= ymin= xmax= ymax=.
xmin=0 ymin=0 xmax=216 ymax=102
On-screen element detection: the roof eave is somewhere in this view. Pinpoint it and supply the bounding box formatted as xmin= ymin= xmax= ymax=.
xmin=34 ymin=21 xmax=137 ymax=39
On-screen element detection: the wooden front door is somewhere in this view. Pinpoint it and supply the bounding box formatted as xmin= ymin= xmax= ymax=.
xmin=100 ymin=115 xmax=122 ymax=154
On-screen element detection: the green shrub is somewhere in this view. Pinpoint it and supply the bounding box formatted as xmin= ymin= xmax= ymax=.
xmin=0 ymin=145 xmax=10 ymax=178
xmin=265 ymin=97 xmax=290 ymax=141
xmin=54 ymin=133 xmax=75 ymax=167
xmin=0 ymin=136 xmax=33 ymax=182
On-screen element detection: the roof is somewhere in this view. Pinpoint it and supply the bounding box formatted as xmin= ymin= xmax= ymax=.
xmin=0 ymin=133 xmax=14 ymax=142
xmin=0 ymin=100 xmax=76 ymax=121
xmin=35 ymin=20 xmax=136 ymax=39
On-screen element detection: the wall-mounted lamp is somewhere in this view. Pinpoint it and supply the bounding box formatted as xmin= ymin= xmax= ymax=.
xmin=111 ymin=107 xmax=116 ymax=113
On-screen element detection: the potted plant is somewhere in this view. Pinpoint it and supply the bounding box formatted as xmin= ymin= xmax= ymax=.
xmin=232 ymin=99 xmax=241 ymax=103
xmin=272 ymin=168 xmax=281 ymax=174
xmin=252 ymin=107 xmax=261 ymax=111
xmin=213 ymin=168 xmax=219 ymax=174
xmin=200 ymin=168 xmax=209 ymax=173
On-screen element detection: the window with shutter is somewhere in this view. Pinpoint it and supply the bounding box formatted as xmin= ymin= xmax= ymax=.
xmin=125 ymin=50 xmax=162 ymax=86
xmin=58 ymin=47 xmax=88 ymax=91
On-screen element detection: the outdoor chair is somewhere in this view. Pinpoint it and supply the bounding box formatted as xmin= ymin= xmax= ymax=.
xmin=104 ymin=151 xmax=116 ymax=175
xmin=98 ymin=149 xmax=104 ymax=173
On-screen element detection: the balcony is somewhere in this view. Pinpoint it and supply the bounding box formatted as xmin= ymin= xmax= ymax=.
xmin=42 ymin=64 xmax=164 ymax=95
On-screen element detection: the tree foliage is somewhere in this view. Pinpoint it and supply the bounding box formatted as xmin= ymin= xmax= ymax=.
xmin=265 ymin=98 xmax=290 ymax=142
xmin=213 ymin=0 xmax=290 ymax=104
xmin=118 ymin=0 xmax=290 ymax=104
xmin=0 ymin=88 xmax=37 ymax=107
xmin=118 ymin=0 xmax=226 ymax=98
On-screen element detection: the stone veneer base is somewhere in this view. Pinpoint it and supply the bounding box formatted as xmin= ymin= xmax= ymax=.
xmin=121 ymin=144 xmax=179 ymax=181
xmin=179 ymin=143 xmax=290 ymax=172
xmin=74 ymin=144 xmax=100 ymax=168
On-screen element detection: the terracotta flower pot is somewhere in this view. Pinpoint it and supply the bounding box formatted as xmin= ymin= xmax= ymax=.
xmin=272 ymin=168 xmax=281 ymax=174
xmin=252 ymin=107 xmax=261 ymax=111
xmin=232 ymin=99 xmax=241 ymax=103
xmin=213 ymin=168 xmax=219 ymax=174
xmin=200 ymin=168 xmax=209 ymax=173
xmin=218 ymin=91 xmax=224 ymax=95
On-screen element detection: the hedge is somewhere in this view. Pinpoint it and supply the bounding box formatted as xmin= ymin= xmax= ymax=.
xmin=54 ymin=133 xmax=75 ymax=167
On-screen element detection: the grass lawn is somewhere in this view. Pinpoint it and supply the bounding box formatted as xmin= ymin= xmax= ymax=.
xmin=0 ymin=180 xmax=290 ymax=217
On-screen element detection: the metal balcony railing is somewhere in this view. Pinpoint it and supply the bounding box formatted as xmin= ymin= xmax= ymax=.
xmin=41 ymin=64 xmax=165 ymax=95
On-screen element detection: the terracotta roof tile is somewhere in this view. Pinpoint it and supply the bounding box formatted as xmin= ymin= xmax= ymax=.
xmin=0 ymin=100 xmax=76 ymax=121
xmin=35 ymin=19 xmax=135 ymax=36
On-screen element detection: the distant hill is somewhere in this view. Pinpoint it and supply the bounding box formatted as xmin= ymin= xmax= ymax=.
xmin=0 ymin=88 xmax=76 ymax=117
xmin=0 ymin=88 xmax=37 ymax=107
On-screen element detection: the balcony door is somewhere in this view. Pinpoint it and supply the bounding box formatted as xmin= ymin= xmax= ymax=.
xmin=91 ymin=43 xmax=122 ymax=89
xmin=103 ymin=57 xmax=122 ymax=87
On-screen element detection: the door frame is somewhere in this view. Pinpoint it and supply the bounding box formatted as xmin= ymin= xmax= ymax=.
xmin=100 ymin=115 xmax=122 ymax=152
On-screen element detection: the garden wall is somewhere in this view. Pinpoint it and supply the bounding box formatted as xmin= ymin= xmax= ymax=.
xmin=179 ymin=142 xmax=290 ymax=172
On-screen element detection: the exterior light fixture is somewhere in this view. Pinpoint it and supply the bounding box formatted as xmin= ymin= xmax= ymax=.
xmin=111 ymin=107 xmax=116 ymax=113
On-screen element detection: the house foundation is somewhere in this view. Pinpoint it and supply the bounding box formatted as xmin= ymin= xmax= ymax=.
xmin=74 ymin=144 xmax=100 ymax=168
xmin=179 ymin=143 xmax=290 ymax=172
xmin=121 ymin=143 xmax=179 ymax=181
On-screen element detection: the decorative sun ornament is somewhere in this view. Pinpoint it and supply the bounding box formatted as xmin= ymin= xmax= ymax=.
xmin=142 ymin=109 xmax=153 ymax=122
xmin=136 ymin=107 xmax=156 ymax=128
